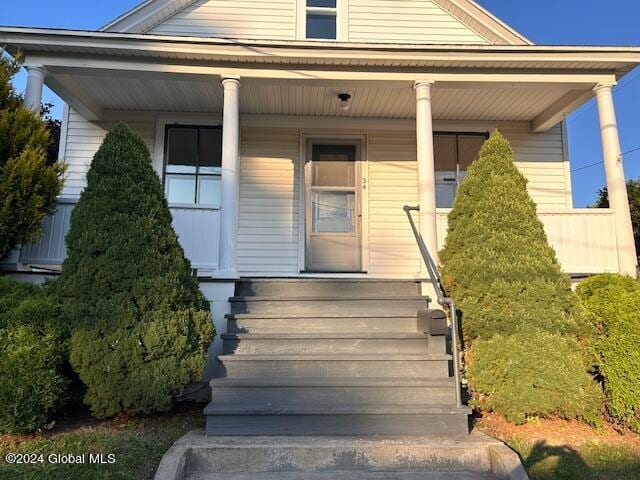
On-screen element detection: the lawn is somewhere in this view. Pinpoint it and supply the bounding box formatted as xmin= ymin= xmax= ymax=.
xmin=477 ymin=413 xmax=640 ymax=480
xmin=0 ymin=403 xmax=203 ymax=480
xmin=3 ymin=405 xmax=640 ymax=480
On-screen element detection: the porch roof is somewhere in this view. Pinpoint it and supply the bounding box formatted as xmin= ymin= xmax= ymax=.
xmin=2 ymin=27 xmax=640 ymax=131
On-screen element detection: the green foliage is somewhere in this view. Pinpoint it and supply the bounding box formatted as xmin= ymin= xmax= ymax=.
xmin=468 ymin=326 xmax=603 ymax=425
xmin=593 ymin=179 xmax=640 ymax=261
xmin=0 ymin=278 xmax=68 ymax=434
xmin=0 ymin=54 xmax=64 ymax=260
xmin=576 ymin=274 xmax=640 ymax=431
xmin=440 ymin=130 xmax=587 ymax=341
xmin=440 ymin=131 xmax=600 ymax=424
xmin=56 ymin=123 xmax=214 ymax=418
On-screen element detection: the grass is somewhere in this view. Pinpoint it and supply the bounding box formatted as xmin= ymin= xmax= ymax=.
xmin=477 ymin=413 xmax=640 ymax=480
xmin=0 ymin=403 xmax=203 ymax=480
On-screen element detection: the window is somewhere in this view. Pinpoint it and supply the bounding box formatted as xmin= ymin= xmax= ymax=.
xmin=434 ymin=132 xmax=488 ymax=208
xmin=164 ymin=125 xmax=222 ymax=206
xmin=306 ymin=0 xmax=337 ymax=39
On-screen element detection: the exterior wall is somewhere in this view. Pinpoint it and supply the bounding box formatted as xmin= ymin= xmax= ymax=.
xmin=58 ymin=110 xmax=586 ymax=277
xmin=146 ymin=0 xmax=488 ymax=44
xmin=348 ymin=0 xmax=489 ymax=44
xmin=61 ymin=108 xmax=157 ymax=198
xmin=148 ymin=0 xmax=297 ymax=39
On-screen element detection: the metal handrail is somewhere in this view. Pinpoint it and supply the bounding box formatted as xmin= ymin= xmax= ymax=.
xmin=403 ymin=205 xmax=463 ymax=408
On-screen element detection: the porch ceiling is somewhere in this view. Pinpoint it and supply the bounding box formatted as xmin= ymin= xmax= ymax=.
xmin=51 ymin=71 xmax=582 ymax=123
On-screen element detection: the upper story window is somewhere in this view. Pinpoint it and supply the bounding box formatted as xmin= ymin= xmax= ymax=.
xmin=434 ymin=132 xmax=488 ymax=208
xmin=164 ymin=125 xmax=222 ymax=206
xmin=306 ymin=0 xmax=337 ymax=40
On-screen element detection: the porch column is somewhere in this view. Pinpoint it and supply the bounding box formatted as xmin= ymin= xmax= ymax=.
xmin=594 ymin=83 xmax=638 ymax=277
xmin=24 ymin=66 xmax=46 ymax=113
xmin=414 ymin=80 xmax=439 ymax=267
xmin=219 ymin=77 xmax=241 ymax=277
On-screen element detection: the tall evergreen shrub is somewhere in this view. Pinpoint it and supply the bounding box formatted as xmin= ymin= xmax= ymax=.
xmin=440 ymin=131 xmax=587 ymax=341
xmin=56 ymin=123 xmax=214 ymax=418
xmin=440 ymin=131 xmax=600 ymax=423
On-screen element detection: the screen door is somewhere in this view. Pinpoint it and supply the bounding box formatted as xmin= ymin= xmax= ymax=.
xmin=305 ymin=141 xmax=362 ymax=272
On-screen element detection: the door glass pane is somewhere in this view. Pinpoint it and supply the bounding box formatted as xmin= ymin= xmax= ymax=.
xmin=166 ymin=128 xmax=197 ymax=174
xmin=434 ymin=135 xmax=456 ymax=180
xmin=312 ymin=191 xmax=355 ymax=233
xmin=436 ymin=183 xmax=456 ymax=209
xmin=199 ymin=128 xmax=222 ymax=172
xmin=197 ymin=175 xmax=222 ymax=205
xmin=165 ymin=174 xmax=196 ymax=204
xmin=458 ymin=136 xmax=485 ymax=173
xmin=312 ymin=144 xmax=356 ymax=187
xmin=307 ymin=14 xmax=337 ymax=39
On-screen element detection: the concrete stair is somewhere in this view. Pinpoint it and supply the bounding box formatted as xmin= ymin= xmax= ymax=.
xmin=205 ymin=278 xmax=470 ymax=436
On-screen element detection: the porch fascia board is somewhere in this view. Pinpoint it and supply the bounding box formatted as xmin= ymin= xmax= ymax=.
xmin=2 ymin=27 xmax=640 ymax=71
xmin=28 ymin=55 xmax=619 ymax=86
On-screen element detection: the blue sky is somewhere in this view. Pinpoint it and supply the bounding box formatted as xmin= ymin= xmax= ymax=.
xmin=3 ymin=0 xmax=640 ymax=206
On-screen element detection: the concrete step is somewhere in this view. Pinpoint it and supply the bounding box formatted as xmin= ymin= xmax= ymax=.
xmin=229 ymin=296 xmax=429 ymax=316
xmin=155 ymin=431 xmax=527 ymax=480
xmin=210 ymin=377 xmax=456 ymax=406
xmin=187 ymin=471 xmax=491 ymax=479
xmin=204 ymin=405 xmax=471 ymax=436
xmin=216 ymin=354 xmax=452 ymax=378
xmin=235 ymin=278 xmax=423 ymax=298
xmin=221 ymin=332 xmax=430 ymax=355
xmin=226 ymin=313 xmax=419 ymax=334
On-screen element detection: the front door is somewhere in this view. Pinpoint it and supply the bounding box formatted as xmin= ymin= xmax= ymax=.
xmin=305 ymin=140 xmax=362 ymax=272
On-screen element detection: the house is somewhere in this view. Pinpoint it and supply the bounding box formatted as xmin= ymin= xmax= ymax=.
xmin=1 ymin=0 xmax=639 ymax=439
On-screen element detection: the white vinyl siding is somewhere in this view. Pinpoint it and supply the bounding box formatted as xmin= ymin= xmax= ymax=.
xmin=503 ymin=124 xmax=571 ymax=208
xmin=148 ymin=0 xmax=297 ymax=39
xmin=60 ymin=114 xmax=571 ymax=276
xmin=348 ymin=0 xmax=489 ymax=44
xmin=61 ymin=109 xmax=156 ymax=198
xmin=237 ymin=127 xmax=300 ymax=275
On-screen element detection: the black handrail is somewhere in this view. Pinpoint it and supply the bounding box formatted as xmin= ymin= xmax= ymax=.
xmin=403 ymin=205 xmax=462 ymax=408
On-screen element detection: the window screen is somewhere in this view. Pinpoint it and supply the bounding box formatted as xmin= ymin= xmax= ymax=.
xmin=164 ymin=125 xmax=222 ymax=206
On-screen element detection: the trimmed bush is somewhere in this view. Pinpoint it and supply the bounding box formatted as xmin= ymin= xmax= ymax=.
xmin=55 ymin=123 xmax=214 ymax=418
xmin=468 ymin=326 xmax=602 ymax=425
xmin=440 ymin=130 xmax=588 ymax=341
xmin=577 ymin=274 xmax=640 ymax=431
xmin=0 ymin=278 xmax=67 ymax=433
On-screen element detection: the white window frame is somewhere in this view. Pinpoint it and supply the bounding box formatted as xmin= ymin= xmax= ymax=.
xmin=153 ymin=114 xmax=224 ymax=210
xmin=297 ymin=0 xmax=348 ymax=41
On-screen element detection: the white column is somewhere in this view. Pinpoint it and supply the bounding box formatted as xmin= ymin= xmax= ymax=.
xmin=219 ymin=77 xmax=241 ymax=277
xmin=594 ymin=82 xmax=638 ymax=277
xmin=414 ymin=80 xmax=439 ymax=268
xmin=24 ymin=66 xmax=46 ymax=113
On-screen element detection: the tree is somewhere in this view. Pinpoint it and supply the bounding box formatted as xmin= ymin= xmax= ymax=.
xmin=593 ymin=179 xmax=640 ymax=261
xmin=55 ymin=123 xmax=214 ymax=418
xmin=440 ymin=130 xmax=588 ymax=342
xmin=0 ymin=55 xmax=64 ymax=260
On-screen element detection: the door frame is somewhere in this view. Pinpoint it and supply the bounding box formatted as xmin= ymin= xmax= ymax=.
xmin=298 ymin=132 xmax=369 ymax=273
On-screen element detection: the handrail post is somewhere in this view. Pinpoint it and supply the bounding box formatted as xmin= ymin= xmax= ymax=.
xmin=403 ymin=205 xmax=463 ymax=408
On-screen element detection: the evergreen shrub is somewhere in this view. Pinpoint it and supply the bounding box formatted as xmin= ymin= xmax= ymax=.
xmin=440 ymin=131 xmax=588 ymax=341
xmin=577 ymin=274 xmax=640 ymax=431
xmin=0 ymin=278 xmax=67 ymax=433
xmin=56 ymin=123 xmax=214 ymax=418
xmin=440 ymin=131 xmax=600 ymax=422
xmin=468 ymin=326 xmax=602 ymax=425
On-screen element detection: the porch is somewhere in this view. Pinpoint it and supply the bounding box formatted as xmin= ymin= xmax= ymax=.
xmin=2 ymin=28 xmax=637 ymax=278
